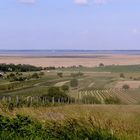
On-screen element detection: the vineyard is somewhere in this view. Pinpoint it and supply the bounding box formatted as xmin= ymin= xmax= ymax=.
xmin=1 ymin=88 xmax=140 ymax=109
xmin=78 ymin=88 xmax=140 ymax=104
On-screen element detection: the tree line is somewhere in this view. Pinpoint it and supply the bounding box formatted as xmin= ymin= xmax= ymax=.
xmin=0 ymin=63 xmax=42 ymax=72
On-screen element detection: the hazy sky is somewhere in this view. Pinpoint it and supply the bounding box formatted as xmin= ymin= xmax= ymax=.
xmin=0 ymin=0 xmax=140 ymax=50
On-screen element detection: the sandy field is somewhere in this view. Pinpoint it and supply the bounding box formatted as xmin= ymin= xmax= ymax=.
xmin=0 ymin=54 xmax=140 ymax=67
xmin=115 ymin=81 xmax=140 ymax=89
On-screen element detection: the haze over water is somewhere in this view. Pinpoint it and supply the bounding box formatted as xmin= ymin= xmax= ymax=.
xmin=0 ymin=50 xmax=140 ymax=57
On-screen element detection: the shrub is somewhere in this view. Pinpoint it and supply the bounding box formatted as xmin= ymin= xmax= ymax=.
xmin=105 ymin=97 xmax=121 ymax=104
xmin=70 ymin=79 xmax=78 ymax=87
xmin=31 ymin=73 xmax=39 ymax=79
xmin=43 ymin=86 xmax=68 ymax=101
xmin=120 ymin=73 xmax=125 ymax=78
xmin=39 ymin=72 xmax=45 ymax=76
xmin=130 ymin=76 xmax=133 ymax=79
xmin=99 ymin=63 xmax=104 ymax=67
xmin=71 ymin=72 xmax=84 ymax=77
xmin=61 ymin=85 xmax=69 ymax=92
xmin=57 ymin=72 xmax=63 ymax=77
xmin=122 ymin=84 xmax=130 ymax=90
xmin=44 ymin=66 xmax=56 ymax=70
xmin=0 ymin=115 xmax=118 ymax=140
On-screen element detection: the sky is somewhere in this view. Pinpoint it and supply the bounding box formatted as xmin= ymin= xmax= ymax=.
xmin=0 ymin=0 xmax=140 ymax=50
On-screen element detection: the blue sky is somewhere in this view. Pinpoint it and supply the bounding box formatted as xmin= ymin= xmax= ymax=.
xmin=0 ymin=0 xmax=140 ymax=50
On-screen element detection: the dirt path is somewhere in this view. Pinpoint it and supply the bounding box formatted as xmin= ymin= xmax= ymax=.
xmin=54 ymin=81 xmax=69 ymax=87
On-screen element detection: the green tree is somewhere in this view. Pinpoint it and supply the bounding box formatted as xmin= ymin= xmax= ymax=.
xmin=105 ymin=97 xmax=121 ymax=104
xmin=70 ymin=79 xmax=78 ymax=87
xmin=61 ymin=85 xmax=69 ymax=92
xmin=57 ymin=72 xmax=63 ymax=78
xmin=120 ymin=73 xmax=125 ymax=78
xmin=32 ymin=73 xmax=39 ymax=79
xmin=47 ymin=87 xmax=68 ymax=99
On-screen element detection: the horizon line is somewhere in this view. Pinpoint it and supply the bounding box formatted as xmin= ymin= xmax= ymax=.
xmin=0 ymin=49 xmax=140 ymax=51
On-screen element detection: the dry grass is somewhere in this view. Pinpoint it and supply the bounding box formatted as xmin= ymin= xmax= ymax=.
xmin=0 ymin=105 xmax=139 ymax=139
xmin=0 ymin=105 xmax=140 ymax=134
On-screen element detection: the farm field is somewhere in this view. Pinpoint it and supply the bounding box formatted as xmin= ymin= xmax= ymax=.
xmin=0 ymin=63 xmax=140 ymax=139
xmin=0 ymin=64 xmax=140 ymax=104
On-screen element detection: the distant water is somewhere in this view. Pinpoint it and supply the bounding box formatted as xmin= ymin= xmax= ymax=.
xmin=0 ymin=50 xmax=140 ymax=57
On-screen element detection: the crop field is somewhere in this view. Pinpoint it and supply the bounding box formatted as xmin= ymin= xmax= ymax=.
xmin=0 ymin=64 xmax=140 ymax=139
xmin=78 ymin=88 xmax=139 ymax=104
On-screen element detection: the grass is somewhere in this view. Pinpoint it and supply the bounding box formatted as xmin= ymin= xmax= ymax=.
xmin=0 ymin=113 xmax=118 ymax=140
xmin=0 ymin=105 xmax=140 ymax=140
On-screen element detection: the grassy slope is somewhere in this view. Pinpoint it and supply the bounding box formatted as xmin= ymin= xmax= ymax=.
xmin=1 ymin=105 xmax=140 ymax=140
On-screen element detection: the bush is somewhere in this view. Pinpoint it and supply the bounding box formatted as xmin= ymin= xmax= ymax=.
xmin=31 ymin=73 xmax=39 ymax=79
xmin=120 ymin=73 xmax=125 ymax=78
xmin=122 ymin=84 xmax=130 ymax=90
xmin=61 ymin=85 xmax=69 ymax=92
xmin=0 ymin=115 xmax=46 ymax=139
xmin=0 ymin=115 xmax=118 ymax=140
xmin=105 ymin=97 xmax=121 ymax=104
xmin=44 ymin=66 xmax=56 ymax=70
xmin=43 ymin=86 xmax=68 ymax=101
xmin=70 ymin=79 xmax=78 ymax=87
xmin=57 ymin=72 xmax=63 ymax=77
xmin=71 ymin=72 xmax=84 ymax=77
xmin=99 ymin=63 xmax=104 ymax=67
xmin=39 ymin=72 xmax=45 ymax=76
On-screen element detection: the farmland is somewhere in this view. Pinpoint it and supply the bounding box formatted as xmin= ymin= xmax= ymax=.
xmin=0 ymin=64 xmax=140 ymax=139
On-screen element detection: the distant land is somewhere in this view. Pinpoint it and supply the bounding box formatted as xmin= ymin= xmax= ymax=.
xmin=0 ymin=50 xmax=140 ymax=67
xmin=0 ymin=50 xmax=140 ymax=57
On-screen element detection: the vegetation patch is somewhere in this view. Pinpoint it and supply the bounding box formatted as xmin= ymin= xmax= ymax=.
xmin=0 ymin=114 xmax=118 ymax=140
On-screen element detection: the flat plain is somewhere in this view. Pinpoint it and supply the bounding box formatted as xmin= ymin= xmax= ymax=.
xmin=0 ymin=54 xmax=140 ymax=67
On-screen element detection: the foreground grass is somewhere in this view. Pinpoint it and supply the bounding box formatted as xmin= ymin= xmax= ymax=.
xmin=0 ymin=114 xmax=118 ymax=140
xmin=0 ymin=105 xmax=140 ymax=139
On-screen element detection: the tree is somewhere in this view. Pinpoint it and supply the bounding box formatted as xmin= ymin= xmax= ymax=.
xmin=39 ymin=72 xmax=45 ymax=76
xmin=46 ymin=87 xmax=68 ymax=101
xmin=57 ymin=72 xmax=63 ymax=78
xmin=61 ymin=85 xmax=69 ymax=92
xmin=99 ymin=63 xmax=104 ymax=67
xmin=122 ymin=84 xmax=130 ymax=90
xmin=31 ymin=73 xmax=39 ymax=79
xmin=120 ymin=73 xmax=125 ymax=78
xmin=105 ymin=97 xmax=121 ymax=104
xmin=70 ymin=79 xmax=78 ymax=87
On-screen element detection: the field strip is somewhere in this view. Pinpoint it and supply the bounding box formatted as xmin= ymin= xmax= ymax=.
xmin=54 ymin=80 xmax=69 ymax=87
xmin=100 ymin=90 xmax=106 ymax=98
xmin=119 ymin=90 xmax=137 ymax=103
xmin=96 ymin=90 xmax=105 ymax=104
xmin=112 ymin=89 xmax=132 ymax=104
xmin=88 ymin=82 xmax=94 ymax=87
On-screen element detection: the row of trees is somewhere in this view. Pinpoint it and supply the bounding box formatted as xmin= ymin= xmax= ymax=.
xmin=0 ymin=63 xmax=42 ymax=72
xmin=57 ymin=72 xmax=84 ymax=78
xmin=6 ymin=72 xmax=44 ymax=82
